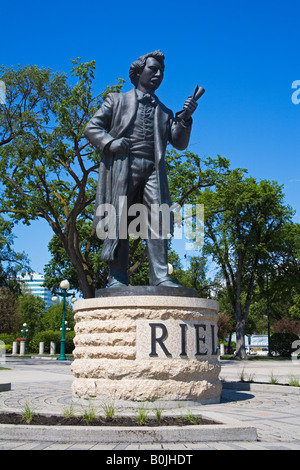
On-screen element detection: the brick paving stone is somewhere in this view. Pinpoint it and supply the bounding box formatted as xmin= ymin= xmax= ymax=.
xmin=31 ymin=442 xmax=56 ymax=450
xmin=138 ymin=444 xmax=165 ymax=450
xmin=41 ymin=442 xmax=74 ymax=450
xmin=67 ymin=442 xmax=98 ymax=450
xmin=13 ymin=441 xmax=44 ymax=450
xmin=0 ymin=441 xmax=27 ymax=450
xmin=90 ymin=444 xmax=120 ymax=450
xmin=189 ymin=443 xmax=218 ymax=450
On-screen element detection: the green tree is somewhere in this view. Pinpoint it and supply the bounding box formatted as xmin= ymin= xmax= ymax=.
xmin=243 ymin=222 xmax=300 ymax=335
xmin=18 ymin=293 xmax=45 ymax=342
xmin=0 ymin=215 xmax=31 ymax=337
xmin=289 ymin=291 xmax=300 ymax=321
xmin=201 ymin=170 xmax=297 ymax=358
xmin=0 ymin=287 xmax=19 ymax=334
xmin=246 ymin=294 xmax=270 ymax=334
xmin=265 ymin=222 xmax=300 ymax=322
xmin=176 ymin=256 xmax=215 ymax=298
xmin=43 ymin=220 xmax=108 ymax=293
xmin=0 ymin=216 xmax=31 ymax=286
xmin=40 ymin=302 xmax=74 ymax=331
xmin=0 ymin=64 xmax=65 ymax=148
xmin=0 ymin=60 xmax=124 ymax=298
xmin=166 ymin=150 xmax=230 ymax=206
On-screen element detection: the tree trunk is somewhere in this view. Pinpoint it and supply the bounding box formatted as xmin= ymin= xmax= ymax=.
xmin=73 ymin=257 xmax=95 ymax=299
xmin=55 ymin=223 xmax=96 ymax=299
xmin=234 ymin=317 xmax=248 ymax=359
xmin=66 ymin=242 xmax=95 ymax=299
xmin=232 ymin=251 xmax=248 ymax=359
xmin=227 ymin=332 xmax=232 ymax=354
xmin=70 ymin=225 xmax=95 ymax=299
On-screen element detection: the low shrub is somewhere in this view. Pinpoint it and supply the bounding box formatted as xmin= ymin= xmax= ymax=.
xmin=270 ymin=332 xmax=299 ymax=357
xmin=29 ymin=330 xmax=75 ymax=354
xmin=4 ymin=344 xmax=12 ymax=353
xmin=0 ymin=334 xmax=15 ymax=345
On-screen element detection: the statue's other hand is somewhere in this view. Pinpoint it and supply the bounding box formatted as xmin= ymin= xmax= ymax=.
xmin=108 ymin=138 xmax=131 ymax=156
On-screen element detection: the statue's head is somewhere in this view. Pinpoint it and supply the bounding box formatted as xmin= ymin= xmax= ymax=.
xmin=129 ymin=50 xmax=165 ymax=91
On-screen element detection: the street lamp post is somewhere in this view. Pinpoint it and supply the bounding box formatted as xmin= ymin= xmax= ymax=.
xmin=21 ymin=323 xmax=28 ymax=338
xmin=52 ymin=280 xmax=76 ymax=361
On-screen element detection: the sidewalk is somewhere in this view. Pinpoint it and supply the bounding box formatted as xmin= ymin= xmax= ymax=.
xmin=0 ymin=357 xmax=300 ymax=450
xmin=220 ymin=357 xmax=300 ymax=384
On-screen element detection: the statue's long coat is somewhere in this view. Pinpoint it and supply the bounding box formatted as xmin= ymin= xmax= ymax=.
xmin=84 ymin=88 xmax=192 ymax=261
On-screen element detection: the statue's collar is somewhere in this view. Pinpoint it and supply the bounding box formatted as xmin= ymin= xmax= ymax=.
xmin=135 ymin=88 xmax=158 ymax=106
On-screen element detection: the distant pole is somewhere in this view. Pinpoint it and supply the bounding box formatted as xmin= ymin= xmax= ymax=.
xmin=266 ymin=273 xmax=272 ymax=356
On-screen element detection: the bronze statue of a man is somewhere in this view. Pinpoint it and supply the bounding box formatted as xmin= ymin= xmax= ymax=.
xmin=84 ymin=51 xmax=198 ymax=288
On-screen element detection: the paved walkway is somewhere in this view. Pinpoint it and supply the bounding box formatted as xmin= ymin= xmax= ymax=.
xmin=0 ymin=357 xmax=300 ymax=450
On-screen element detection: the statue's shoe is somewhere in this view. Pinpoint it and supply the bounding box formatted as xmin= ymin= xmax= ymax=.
xmin=156 ymin=280 xmax=182 ymax=288
xmin=108 ymin=281 xmax=128 ymax=288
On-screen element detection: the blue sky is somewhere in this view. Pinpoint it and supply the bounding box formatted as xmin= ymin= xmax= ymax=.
xmin=1 ymin=0 xmax=300 ymax=273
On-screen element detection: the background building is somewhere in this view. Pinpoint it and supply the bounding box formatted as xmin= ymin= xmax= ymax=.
xmin=19 ymin=273 xmax=53 ymax=309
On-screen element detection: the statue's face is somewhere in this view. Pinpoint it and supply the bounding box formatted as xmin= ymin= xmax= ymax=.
xmin=137 ymin=57 xmax=164 ymax=93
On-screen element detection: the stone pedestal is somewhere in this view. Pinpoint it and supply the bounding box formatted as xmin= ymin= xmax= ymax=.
xmin=12 ymin=342 xmax=18 ymax=355
xmin=71 ymin=288 xmax=221 ymax=405
xmin=19 ymin=340 xmax=26 ymax=356
xmin=39 ymin=342 xmax=45 ymax=355
xmin=50 ymin=341 xmax=56 ymax=355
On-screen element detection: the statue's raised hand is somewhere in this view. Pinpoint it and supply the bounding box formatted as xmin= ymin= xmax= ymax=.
xmin=182 ymin=97 xmax=198 ymax=121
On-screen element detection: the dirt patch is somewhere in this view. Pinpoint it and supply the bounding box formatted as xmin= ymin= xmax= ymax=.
xmin=0 ymin=412 xmax=218 ymax=427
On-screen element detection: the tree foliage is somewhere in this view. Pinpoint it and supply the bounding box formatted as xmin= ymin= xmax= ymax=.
xmin=200 ymin=170 xmax=299 ymax=358
xmin=176 ymin=256 xmax=215 ymax=298
xmin=0 ymin=60 xmax=124 ymax=298
xmin=17 ymin=293 xmax=45 ymax=342
xmin=0 ymin=216 xmax=31 ymax=287
xmin=40 ymin=302 xmax=74 ymax=331
xmin=0 ymin=288 xmax=20 ymax=334
xmin=166 ymin=150 xmax=230 ymax=206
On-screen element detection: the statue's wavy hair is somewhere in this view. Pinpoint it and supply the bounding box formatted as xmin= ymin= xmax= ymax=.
xmin=129 ymin=50 xmax=165 ymax=87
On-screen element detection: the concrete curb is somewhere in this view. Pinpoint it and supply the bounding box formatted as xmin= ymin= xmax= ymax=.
xmin=0 ymin=415 xmax=257 ymax=443
xmin=0 ymin=383 xmax=11 ymax=392
xmin=0 ymin=409 xmax=257 ymax=444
